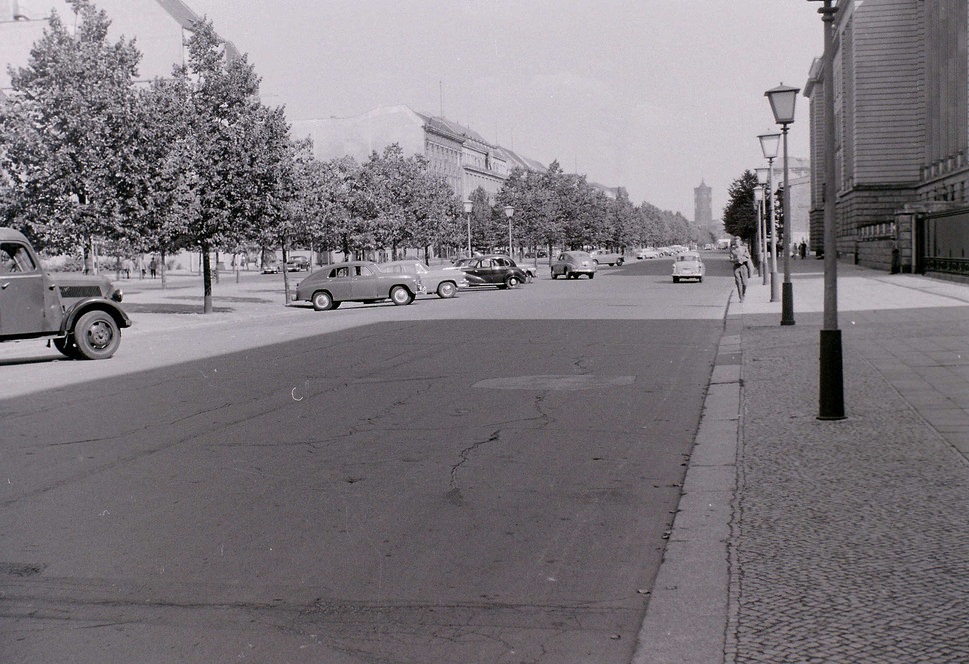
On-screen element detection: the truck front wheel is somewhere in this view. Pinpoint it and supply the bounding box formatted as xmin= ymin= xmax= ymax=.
xmin=72 ymin=310 xmax=121 ymax=360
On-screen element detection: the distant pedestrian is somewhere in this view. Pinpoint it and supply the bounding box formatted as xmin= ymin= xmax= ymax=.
xmin=799 ymin=241 xmax=807 ymax=259
xmin=149 ymin=257 xmax=157 ymax=279
xmin=729 ymin=239 xmax=753 ymax=302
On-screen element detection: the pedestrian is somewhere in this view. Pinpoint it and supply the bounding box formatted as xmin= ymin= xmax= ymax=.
xmin=136 ymin=256 xmax=146 ymax=279
xmin=729 ymin=239 xmax=753 ymax=302
xmin=799 ymin=241 xmax=807 ymax=259
xmin=149 ymin=257 xmax=157 ymax=279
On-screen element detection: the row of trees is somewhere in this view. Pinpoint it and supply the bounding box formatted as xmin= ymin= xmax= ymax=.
xmin=0 ymin=0 xmax=703 ymax=311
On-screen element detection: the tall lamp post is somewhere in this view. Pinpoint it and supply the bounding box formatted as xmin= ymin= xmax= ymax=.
xmin=753 ymin=185 xmax=765 ymax=279
xmin=463 ymin=199 xmax=473 ymax=256
xmin=758 ymin=133 xmax=781 ymax=300
xmin=765 ymin=84 xmax=800 ymax=326
xmin=809 ymin=0 xmax=845 ymax=419
xmin=755 ymin=166 xmax=770 ymax=285
xmin=504 ymin=205 xmax=515 ymax=257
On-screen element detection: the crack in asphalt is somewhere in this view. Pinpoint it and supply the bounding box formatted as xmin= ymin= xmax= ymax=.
xmin=447 ymin=430 xmax=501 ymax=503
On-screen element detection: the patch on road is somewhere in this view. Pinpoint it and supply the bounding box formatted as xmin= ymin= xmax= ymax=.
xmin=473 ymin=375 xmax=635 ymax=391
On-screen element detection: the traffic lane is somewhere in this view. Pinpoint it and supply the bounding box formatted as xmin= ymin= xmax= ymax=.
xmin=1 ymin=317 xmax=720 ymax=663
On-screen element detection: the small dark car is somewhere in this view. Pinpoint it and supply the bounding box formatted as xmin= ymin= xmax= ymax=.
xmin=292 ymin=261 xmax=424 ymax=310
xmin=0 ymin=227 xmax=131 ymax=359
xmin=453 ymin=254 xmax=529 ymax=289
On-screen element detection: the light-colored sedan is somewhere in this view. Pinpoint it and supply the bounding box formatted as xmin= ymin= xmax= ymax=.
xmin=293 ymin=261 xmax=424 ymax=310
xmin=379 ymin=260 xmax=467 ymax=298
xmin=550 ymin=251 xmax=597 ymax=279
xmin=672 ymin=251 xmax=705 ymax=283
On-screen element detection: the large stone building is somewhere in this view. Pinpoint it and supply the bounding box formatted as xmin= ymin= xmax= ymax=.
xmin=292 ymin=105 xmax=546 ymax=202
xmin=805 ymin=0 xmax=969 ymax=278
xmin=0 ymin=0 xmax=239 ymax=93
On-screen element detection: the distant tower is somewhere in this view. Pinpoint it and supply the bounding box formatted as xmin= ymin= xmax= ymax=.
xmin=694 ymin=180 xmax=712 ymax=231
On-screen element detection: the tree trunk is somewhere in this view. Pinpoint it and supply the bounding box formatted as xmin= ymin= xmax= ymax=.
xmin=281 ymin=245 xmax=291 ymax=305
xmin=202 ymin=243 xmax=213 ymax=314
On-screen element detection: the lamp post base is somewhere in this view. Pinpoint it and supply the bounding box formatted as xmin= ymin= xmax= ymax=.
xmin=781 ymin=282 xmax=795 ymax=325
xmin=818 ymin=328 xmax=846 ymax=420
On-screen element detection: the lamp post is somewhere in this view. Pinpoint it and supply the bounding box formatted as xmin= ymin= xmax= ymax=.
xmin=765 ymin=84 xmax=799 ymax=326
xmin=758 ymin=133 xmax=781 ymax=300
xmin=755 ymin=166 xmax=770 ymax=285
xmin=504 ymin=205 xmax=515 ymax=257
xmin=463 ymin=199 xmax=473 ymax=256
xmin=809 ymin=0 xmax=845 ymax=419
xmin=753 ymin=185 xmax=765 ymax=279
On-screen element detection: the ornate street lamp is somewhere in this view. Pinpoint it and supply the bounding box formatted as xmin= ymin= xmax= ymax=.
xmin=765 ymin=84 xmax=800 ymax=326
xmin=755 ymin=166 xmax=771 ymax=285
xmin=809 ymin=0 xmax=845 ymax=419
xmin=753 ymin=185 xmax=765 ymax=279
xmin=503 ymin=205 xmax=515 ymax=257
xmin=463 ymin=199 xmax=473 ymax=256
xmin=758 ymin=132 xmax=781 ymax=299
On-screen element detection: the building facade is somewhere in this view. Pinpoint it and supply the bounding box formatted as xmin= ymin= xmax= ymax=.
xmin=0 ymin=0 xmax=239 ymax=93
xmin=292 ymin=105 xmax=546 ymax=202
xmin=805 ymin=0 xmax=969 ymax=278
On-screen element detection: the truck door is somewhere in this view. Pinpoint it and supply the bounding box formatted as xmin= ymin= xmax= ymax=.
xmin=0 ymin=241 xmax=48 ymax=336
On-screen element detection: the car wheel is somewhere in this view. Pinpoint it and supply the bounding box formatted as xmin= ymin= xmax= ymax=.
xmin=588 ymin=272 xmax=595 ymax=279
xmin=390 ymin=285 xmax=414 ymax=305
xmin=673 ymin=277 xmax=680 ymax=283
xmin=72 ymin=310 xmax=121 ymax=360
xmin=698 ymin=276 xmax=703 ymax=283
xmin=505 ymin=275 xmax=521 ymax=289
xmin=437 ymin=281 xmax=457 ymax=298
xmin=564 ymin=268 xmax=572 ymax=279
xmin=593 ymin=259 xmax=600 ymax=265
xmin=312 ymin=290 xmax=334 ymax=311
xmin=617 ymin=258 xmax=624 ymax=265
xmin=551 ymin=270 xmax=558 ymax=279
xmin=53 ymin=337 xmax=83 ymax=360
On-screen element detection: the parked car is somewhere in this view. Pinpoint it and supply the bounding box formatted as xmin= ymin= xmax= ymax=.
xmin=262 ymin=262 xmax=281 ymax=274
xmin=453 ymin=254 xmax=529 ymax=289
xmin=672 ymin=251 xmax=705 ymax=283
xmin=589 ymin=249 xmax=625 ymax=266
xmin=379 ymin=260 xmax=467 ymax=298
xmin=636 ymin=247 xmax=660 ymax=260
xmin=292 ymin=261 xmax=424 ymax=310
xmin=286 ymin=256 xmax=310 ymax=271
xmin=550 ymin=251 xmax=597 ymax=279
xmin=0 ymin=227 xmax=131 ymax=359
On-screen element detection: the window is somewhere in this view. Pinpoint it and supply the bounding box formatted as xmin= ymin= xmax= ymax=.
xmin=0 ymin=243 xmax=36 ymax=273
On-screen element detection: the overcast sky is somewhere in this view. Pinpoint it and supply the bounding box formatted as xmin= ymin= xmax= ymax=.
xmin=187 ymin=0 xmax=823 ymax=221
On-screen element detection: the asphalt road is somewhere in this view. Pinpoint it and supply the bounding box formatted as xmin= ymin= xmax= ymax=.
xmin=1 ymin=255 xmax=735 ymax=663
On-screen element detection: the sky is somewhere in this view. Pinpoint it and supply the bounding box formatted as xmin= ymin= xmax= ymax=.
xmin=186 ymin=0 xmax=824 ymax=221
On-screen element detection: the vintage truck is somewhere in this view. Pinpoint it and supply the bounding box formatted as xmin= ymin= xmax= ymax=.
xmin=0 ymin=227 xmax=131 ymax=359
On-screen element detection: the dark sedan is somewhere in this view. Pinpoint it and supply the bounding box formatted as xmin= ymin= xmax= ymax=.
xmin=453 ymin=254 xmax=529 ymax=289
xmin=292 ymin=261 xmax=424 ymax=310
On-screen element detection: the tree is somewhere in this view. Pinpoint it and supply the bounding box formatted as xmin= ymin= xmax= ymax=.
xmin=722 ymin=170 xmax=758 ymax=242
xmin=178 ymin=19 xmax=290 ymax=312
xmin=0 ymin=0 xmax=143 ymax=260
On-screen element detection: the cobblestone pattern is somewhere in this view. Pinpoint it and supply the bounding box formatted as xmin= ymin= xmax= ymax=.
xmin=729 ymin=319 xmax=969 ymax=663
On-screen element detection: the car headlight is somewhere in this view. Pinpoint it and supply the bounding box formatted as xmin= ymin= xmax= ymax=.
xmin=111 ymin=288 xmax=124 ymax=302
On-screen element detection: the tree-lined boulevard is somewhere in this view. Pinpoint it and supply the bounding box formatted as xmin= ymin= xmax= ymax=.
xmin=1 ymin=257 xmax=735 ymax=663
